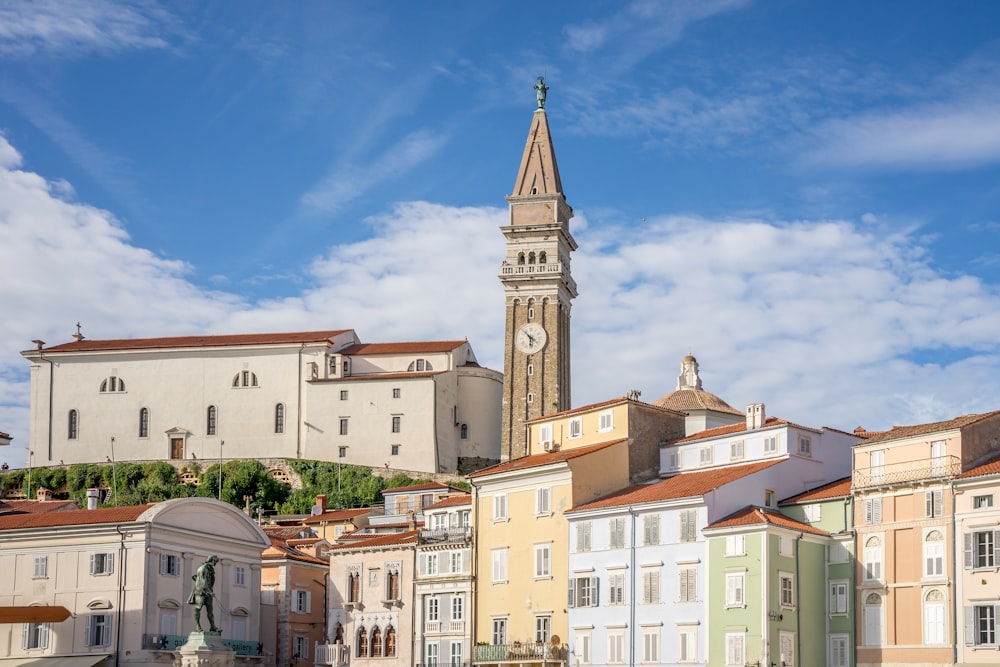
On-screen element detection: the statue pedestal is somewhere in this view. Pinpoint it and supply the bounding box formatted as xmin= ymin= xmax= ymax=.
xmin=173 ymin=631 xmax=235 ymax=667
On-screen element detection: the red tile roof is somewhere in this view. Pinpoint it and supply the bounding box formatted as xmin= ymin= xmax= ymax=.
xmin=424 ymin=495 xmax=471 ymax=510
xmin=468 ymin=440 xmax=626 ymax=479
xmin=0 ymin=504 xmax=154 ymax=530
xmin=339 ymin=341 xmax=466 ymax=355
xmin=568 ymin=460 xmax=784 ymax=512
xmin=0 ymin=499 xmax=79 ymax=514
xmin=524 ymin=396 xmax=682 ymax=424
xmin=668 ymin=417 xmax=796 ymax=444
xmin=262 ymin=532 xmax=329 ymax=565
xmin=381 ymin=482 xmax=466 ymax=495
xmin=313 ymin=370 xmax=444 ymax=383
xmin=780 ymin=477 xmax=852 ymax=505
xmin=38 ymin=330 xmax=352 ymax=353
xmin=302 ymin=507 xmax=370 ymax=524
xmin=330 ymin=529 xmax=419 ymax=550
xmin=958 ymin=452 xmax=1000 ymax=479
xmin=705 ymin=506 xmax=829 ymax=536
xmin=856 ymin=411 xmax=1000 ymax=445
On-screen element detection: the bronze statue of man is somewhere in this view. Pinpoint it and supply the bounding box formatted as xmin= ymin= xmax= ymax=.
xmin=187 ymin=555 xmax=220 ymax=632
xmin=534 ymin=76 xmax=548 ymax=109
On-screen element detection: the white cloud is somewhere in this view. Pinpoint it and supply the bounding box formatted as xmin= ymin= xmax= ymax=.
xmin=0 ymin=0 xmax=178 ymax=57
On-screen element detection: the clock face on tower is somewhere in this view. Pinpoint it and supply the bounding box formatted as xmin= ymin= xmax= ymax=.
xmin=516 ymin=322 xmax=547 ymax=354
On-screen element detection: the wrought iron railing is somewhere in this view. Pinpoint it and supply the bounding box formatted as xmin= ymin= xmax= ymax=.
xmin=853 ymin=455 xmax=961 ymax=489
xmin=473 ymin=643 xmax=568 ymax=663
xmin=141 ymin=634 xmax=263 ymax=655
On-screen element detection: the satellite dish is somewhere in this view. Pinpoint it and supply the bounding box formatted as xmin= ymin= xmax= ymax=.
xmin=311 ymin=504 xmax=324 ymax=516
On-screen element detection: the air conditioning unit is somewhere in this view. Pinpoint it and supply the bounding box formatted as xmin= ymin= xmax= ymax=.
xmin=542 ymin=441 xmax=553 ymax=452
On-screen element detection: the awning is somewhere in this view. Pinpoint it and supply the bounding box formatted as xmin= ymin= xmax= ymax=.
xmin=0 ymin=655 xmax=111 ymax=667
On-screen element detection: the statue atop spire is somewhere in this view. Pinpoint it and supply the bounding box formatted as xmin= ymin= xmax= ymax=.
xmin=534 ymin=76 xmax=548 ymax=109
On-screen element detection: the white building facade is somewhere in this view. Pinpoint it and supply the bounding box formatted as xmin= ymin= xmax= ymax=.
xmin=21 ymin=330 xmax=501 ymax=475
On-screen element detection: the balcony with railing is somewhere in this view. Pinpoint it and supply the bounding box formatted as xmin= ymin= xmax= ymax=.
xmin=141 ymin=634 xmax=263 ymax=656
xmin=499 ymin=262 xmax=565 ymax=278
xmin=419 ymin=527 xmax=472 ymax=544
xmin=853 ymin=455 xmax=961 ymax=489
xmin=315 ymin=643 xmax=351 ymax=666
xmin=473 ymin=643 xmax=568 ymax=665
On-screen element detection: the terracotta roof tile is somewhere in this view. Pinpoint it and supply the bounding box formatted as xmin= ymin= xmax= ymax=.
xmin=652 ymin=389 xmax=742 ymax=415
xmin=0 ymin=504 xmax=154 ymax=530
xmin=262 ymin=534 xmax=329 ymax=565
xmin=0 ymin=499 xmax=79 ymax=514
xmin=705 ymin=505 xmax=829 ymax=536
xmin=958 ymin=452 xmax=1000 ymax=479
xmin=339 ymin=341 xmax=466 ymax=355
xmin=37 ymin=330 xmax=352 ymax=353
xmin=780 ymin=477 xmax=852 ymax=504
xmin=666 ymin=416 xmax=835 ymax=445
xmin=302 ymin=507 xmax=370 ymax=524
xmin=312 ymin=370 xmax=444 ymax=383
xmin=524 ymin=397 xmax=684 ymax=424
xmin=330 ymin=529 xmax=419 ymax=550
xmin=468 ymin=440 xmax=626 ymax=479
xmin=382 ymin=482 xmax=465 ymax=495
xmin=568 ymin=459 xmax=783 ymax=512
xmin=856 ymin=411 xmax=1000 ymax=445
xmin=424 ymin=495 xmax=471 ymax=510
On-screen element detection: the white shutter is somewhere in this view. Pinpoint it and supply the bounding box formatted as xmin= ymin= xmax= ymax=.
xmin=107 ymin=553 xmax=114 ymax=573
xmin=567 ymin=578 xmax=575 ymax=608
xmin=40 ymin=624 xmax=49 ymax=649
xmin=85 ymin=616 xmax=94 ymax=646
xmin=89 ymin=554 xmax=96 ymax=575
xmin=21 ymin=623 xmax=28 ymax=650
xmin=591 ymin=576 xmax=599 ymax=607
xmin=935 ymin=491 xmax=944 ymax=517
xmin=964 ymin=533 xmax=974 ymax=569
xmin=965 ymin=606 xmax=975 ymax=645
xmin=994 ymin=531 xmax=1000 ymax=565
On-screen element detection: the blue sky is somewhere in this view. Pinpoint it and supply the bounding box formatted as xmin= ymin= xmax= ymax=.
xmin=2 ymin=0 xmax=1000 ymax=466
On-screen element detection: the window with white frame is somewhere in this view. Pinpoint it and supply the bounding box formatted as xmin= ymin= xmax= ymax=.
xmin=607 ymin=630 xmax=625 ymax=664
xmin=294 ymin=590 xmax=311 ymax=613
xmin=780 ymin=573 xmax=794 ymax=607
xmin=968 ymin=604 xmax=997 ymax=646
xmin=426 ymin=597 xmax=440 ymax=621
xmin=729 ymin=440 xmax=744 ymax=460
xmin=575 ymin=631 xmax=592 ymax=665
xmin=830 ymin=581 xmax=848 ymax=614
xmin=159 ymin=554 xmax=181 ymax=576
xmin=678 ymin=567 xmax=697 ymax=602
xmin=925 ymin=530 xmax=945 ymax=577
xmin=608 ymin=572 xmax=625 ymax=605
xmin=924 ymin=589 xmax=946 ymax=645
xmin=680 ymin=509 xmax=697 ymax=542
xmin=642 ymin=628 xmax=660 ymax=663
xmin=763 ymin=435 xmax=777 ymax=453
xmin=426 ymin=642 xmax=439 ymax=666
xmin=231 ymin=612 xmax=248 ymax=640
xmin=725 ymin=632 xmax=744 ymax=666
xmin=609 ymin=517 xmax=626 ymax=549
xmin=493 ymin=494 xmax=508 ymax=521
xmin=568 ymin=417 xmax=582 ymax=439
xmin=534 ymin=543 xmax=551 ymax=578
xmin=642 ymin=567 xmax=661 ymax=604
xmin=539 ymin=424 xmax=553 ymax=446
xmin=725 ymin=534 xmax=745 ymax=556
xmin=864 ymin=593 xmax=883 ymax=645
xmin=965 ymin=530 xmax=999 ymax=569
xmin=576 ymin=521 xmax=592 ymax=552
xmin=865 ymin=536 xmax=883 ymax=580
xmin=450 ymin=551 xmax=462 ymax=573
xmin=535 ymin=615 xmax=551 ymax=643
xmin=678 ymin=627 xmax=697 ymax=663
xmin=925 ymin=489 xmax=944 ymax=518
xmin=491 ymin=549 xmax=507 ymax=583
xmin=804 ymin=504 xmax=821 ymax=522
xmin=644 ymin=513 xmax=661 ymax=545
xmin=865 ymin=496 xmax=882 ymax=524
xmin=536 ymin=487 xmax=551 ymax=515
xmin=667 ymin=450 xmax=679 ymax=469
xmin=699 ymin=447 xmax=713 ymax=465
xmin=32 ymin=556 xmax=47 ymax=579
xmin=22 ymin=622 xmax=49 ymax=650
xmin=449 ymin=641 xmax=462 ymax=667
xmin=293 ymin=636 xmax=309 ymax=659
xmin=569 ymin=575 xmax=598 ymax=608
xmin=765 ymin=489 xmax=776 ymax=508
xmin=974 ymin=494 xmax=994 ymax=509
xmin=425 ymin=553 xmax=439 ymax=575
xmin=798 ymin=436 xmax=811 ymax=456
xmin=159 ymin=604 xmax=178 ymax=636
xmin=779 ymin=631 xmax=795 ymax=666
xmin=85 ymin=614 xmax=111 ymax=647
xmin=451 ymin=595 xmax=464 ymax=620
xmin=90 ymin=553 xmax=114 ymax=576
xmin=491 ymin=618 xmax=507 ymax=645
xmin=725 ymin=572 xmax=744 ymax=607
xmin=829 ymin=635 xmax=849 ymax=667
xmin=599 ymin=411 xmax=614 ymax=432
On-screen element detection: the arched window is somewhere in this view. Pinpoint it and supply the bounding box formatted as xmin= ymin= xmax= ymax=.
xmin=864 ymin=536 xmax=882 ymax=581
xmin=99 ymin=376 xmax=125 ymax=393
xmin=528 ymin=251 xmax=536 ymax=264
xmin=356 ymin=626 xmax=368 ymax=657
xmin=460 ymin=424 xmax=469 ymax=439
xmin=408 ymin=359 xmax=434 ymax=372
xmin=68 ymin=409 xmax=79 ymax=439
xmin=924 ymin=589 xmax=946 ymax=645
xmin=539 ymin=251 xmax=547 ymax=264
xmin=864 ymin=593 xmax=883 ymax=646
xmin=517 ymin=252 xmax=525 ymax=265
xmin=370 ymin=625 xmax=383 ymax=657
xmin=384 ymin=625 xmax=396 ymax=657
xmin=347 ymin=572 xmax=360 ymax=603
xmin=207 ymin=406 xmax=217 ymax=436
xmin=230 ymin=607 xmax=249 ymax=641
xmin=232 ymin=371 xmax=258 ymax=388
xmin=924 ymin=530 xmax=944 ymax=577
xmin=138 ymin=408 xmax=149 ymax=438
xmin=274 ymin=404 xmax=285 ymax=434
xmin=334 ymin=623 xmax=344 ymax=644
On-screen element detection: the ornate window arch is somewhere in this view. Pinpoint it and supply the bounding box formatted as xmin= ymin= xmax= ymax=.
xmin=356 ymin=626 xmax=368 ymax=657
xmin=370 ymin=625 xmax=382 ymax=657
xmin=385 ymin=625 xmax=397 ymax=657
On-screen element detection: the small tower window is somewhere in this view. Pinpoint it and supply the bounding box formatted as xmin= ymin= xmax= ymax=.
xmin=528 ymin=252 xmax=536 ymax=264
xmin=274 ymin=404 xmax=285 ymax=434
xmin=517 ymin=252 xmax=525 ymax=265
xmin=68 ymin=409 xmax=79 ymax=439
xmin=528 ymin=307 xmax=534 ymax=319
xmin=138 ymin=408 xmax=149 ymax=438
xmin=539 ymin=251 xmax=547 ymax=264
xmin=527 ymin=393 xmax=534 ymax=404
xmin=207 ymin=406 xmax=217 ymax=436
xmin=527 ymin=364 xmax=534 ymax=376
xmin=461 ymin=424 xmax=469 ymax=439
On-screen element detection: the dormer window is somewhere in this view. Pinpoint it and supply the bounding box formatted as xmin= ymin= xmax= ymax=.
xmin=99 ymin=376 xmax=125 ymax=393
xmin=798 ymin=436 xmax=812 ymax=456
xmin=232 ymin=371 xmax=258 ymax=388
xmin=407 ymin=359 xmax=434 ymax=372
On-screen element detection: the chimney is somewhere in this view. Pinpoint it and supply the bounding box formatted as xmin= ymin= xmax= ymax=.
xmin=745 ymin=403 xmax=765 ymax=430
xmin=406 ymin=510 xmax=416 ymax=531
xmin=315 ymin=494 xmax=327 ymax=511
xmin=36 ymin=487 xmax=52 ymax=502
xmin=86 ymin=488 xmax=100 ymax=510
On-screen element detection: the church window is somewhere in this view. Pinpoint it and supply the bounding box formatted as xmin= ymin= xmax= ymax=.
xmin=138 ymin=408 xmax=149 ymax=438
xmin=99 ymin=376 xmax=125 ymax=393
xmin=232 ymin=371 xmax=258 ymax=388
xmin=370 ymin=626 xmax=383 ymax=657
xmin=274 ymin=404 xmax=285 ymax=434
xmin=460 ymin=424 xmax=468 ymax=439
xmin=68 ymin=409 xmax=79 ymax=439
xmin=340 ymin=418 xmax=349 ymax=436
xmin=539 ymin=251 xmax=547 ymax=264
xmin=407 ymin=359 xmax=434 ymax=372
xmin=207 ymin=406 xmax=217 ymax=435
xmin=356 ymin=626 xmax=367 ymax=657
xmin=393 ymin=387 xmax=401 ymax=398
xmin=385 ymin=626 xmax=397 ymax=657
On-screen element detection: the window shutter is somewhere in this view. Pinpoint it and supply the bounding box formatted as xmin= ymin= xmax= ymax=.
xmin=85 ymin=616 xmax=94 ymax=646
xmin=964 ymin=533 xmax=974 ymax=569
xmin=160 ymin=554 xmax=168 ymax=574
xmin=994 ymin=531 xmax=1000 ymax=564
xmin=935 ymin=491 xmax=944 ymax=517
xmin=40 ymin=623 xmax=49 ymax=649
xmin=964 ymin=606 xmax=975 ymax=645
xmin=567 ymin=578 xmax=575 ymax=608
xmin=591 ymin=576 xmax=599 ymax=607
xmin=89 ymin=554 xmax=96 ymax=575
xmin=419 ymin=554 xmax=426 ymax=574
xmin=925 ymin=492 xmax=933 ymax=517
xmin=21 ymin=623 xmax=28 ymax=650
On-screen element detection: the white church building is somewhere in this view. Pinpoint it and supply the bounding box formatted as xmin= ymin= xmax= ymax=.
xmin=21 ymin=329 xmax=502 ymax=474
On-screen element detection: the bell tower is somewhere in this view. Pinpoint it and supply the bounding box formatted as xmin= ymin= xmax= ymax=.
xmin=499 ymin=79 xmax=577 ymax=460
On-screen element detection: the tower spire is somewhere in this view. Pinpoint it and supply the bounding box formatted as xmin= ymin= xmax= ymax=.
xmin=511 ymin=103 xmax=564 ymax=198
